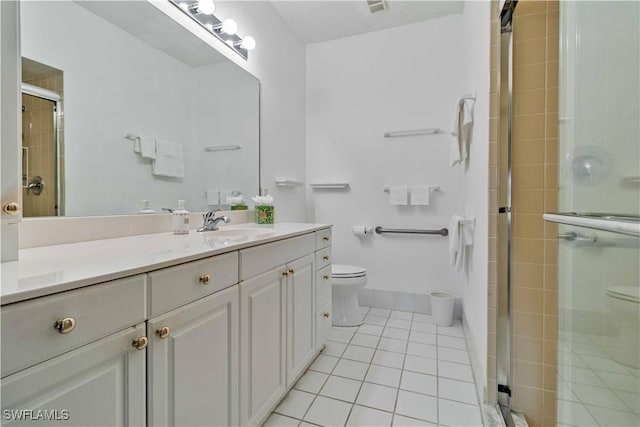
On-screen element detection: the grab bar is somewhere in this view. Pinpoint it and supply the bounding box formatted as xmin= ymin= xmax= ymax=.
xmin=375 ymin=226 xmax=448 ymax=236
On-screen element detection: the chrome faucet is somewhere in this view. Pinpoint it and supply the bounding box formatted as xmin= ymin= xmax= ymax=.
xmin=197 ymin=209 xmax=231 ymax=232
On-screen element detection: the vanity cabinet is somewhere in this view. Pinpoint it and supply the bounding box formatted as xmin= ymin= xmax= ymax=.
xmin=1 ymin=226 xmax=331 ymax=427
xmin=1 ymin=323 xmax=147 ymax=426
xmin=239 ymin=267 xmax=287 ymax=427
xmin=147 ymin=285 xmax=239 ymax=427
xmin=0 ymin=275 xmax=147 ymax=426
xmin=238 ymin=233 xmax=320 ymax=426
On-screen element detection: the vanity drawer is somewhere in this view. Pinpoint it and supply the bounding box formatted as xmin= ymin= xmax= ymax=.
xmin=315 ymin=229 xmax=332 ymax=250
xmin=148 ymin=252 xmax=238 ymax=317
xmin=240 ymin=234 xmax=315 ymax=280
xmin=316 ymin=265 xmax=332 ymax=309
xmin=1 ymin=274 xmax=146 ymax=378
xmin=316 ymin=302 xmax=332 ymax=351
xmin=315 ymin=247 xmax=332 ymax=271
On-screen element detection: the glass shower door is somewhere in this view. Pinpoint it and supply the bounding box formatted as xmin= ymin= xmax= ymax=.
xmin=554 ymin=2 xmax=640 ymax=426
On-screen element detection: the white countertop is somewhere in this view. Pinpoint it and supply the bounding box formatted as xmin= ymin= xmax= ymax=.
xmin=0 ymin=223 xmax=330 ymax=306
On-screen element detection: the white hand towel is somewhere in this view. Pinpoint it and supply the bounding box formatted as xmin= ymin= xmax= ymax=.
xmin=448 ymin=215 xmax=463 ymax=270
xmin=450 ymin=99 xmax=475 ymax=167
xmin=410 ymin=187 xmax=430 ymax=205
xmin=140 ymin=136 xmax=156 ymax=159
xmin=152 ymin=139 xmax=184 ymax=178
xmin=389 ymin=187 xmax=408 ymax=205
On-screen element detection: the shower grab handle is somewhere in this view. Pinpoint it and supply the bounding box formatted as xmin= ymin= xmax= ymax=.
xmin=557 ymin=231 xmax=597 ymax=243
xmin=375 ymin=226 xmax=448 ymax=236
xmin=22 ymin=147 xmax=29 ymax=188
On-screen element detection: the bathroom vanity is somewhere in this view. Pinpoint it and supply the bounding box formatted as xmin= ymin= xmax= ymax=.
xmin=0 ymin=223 xmax=332 ymax=427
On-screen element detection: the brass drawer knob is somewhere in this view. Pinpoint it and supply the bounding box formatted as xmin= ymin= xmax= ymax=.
xmin=323 ymin=275 xmax=330 ymax=280
xmin=199 ymin=274 xmax=212 ymax=285
xmin=3 ymin=202 xmax=20 ymax=215
xmin=288 ymin=268 xmax=294 ymax=274
xmin=323 ymin=313 xmax=330 ymax=318
xmin=132 ymin=336 xmax=148 ymax=350
xmin=54 ymin=317 xmax=76 ymax=334
xmin=156 ymin=326 xmax=170 ymax=339
xmin=323 ymin=237 xmax=329 ymax=241
xmin=282 ymin=271 xmax=289 ymax=277
xmin=323 ymin=256 xmax=329 ymax=261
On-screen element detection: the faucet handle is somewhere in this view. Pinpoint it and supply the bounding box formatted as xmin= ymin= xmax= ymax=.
xmin=203 ymin=209 xmax=221 ymax=221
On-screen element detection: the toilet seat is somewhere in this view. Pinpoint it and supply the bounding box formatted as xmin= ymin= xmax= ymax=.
xmin=606 ymin=286 xmax=640 ymax=303
xmin=332 ymin=264 xmax=366 ymax=278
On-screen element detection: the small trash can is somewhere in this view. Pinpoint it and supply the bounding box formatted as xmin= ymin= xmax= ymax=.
xmin=430 ymin=292 xmax=455 ymax=327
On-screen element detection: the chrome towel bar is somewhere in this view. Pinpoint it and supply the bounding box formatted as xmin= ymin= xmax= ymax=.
xmin=375 ymin=226 xmax=448 ymax=236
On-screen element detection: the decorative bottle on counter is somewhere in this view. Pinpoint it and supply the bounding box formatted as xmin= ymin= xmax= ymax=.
xmin=172 ymin=200 xmax=190 ymax=235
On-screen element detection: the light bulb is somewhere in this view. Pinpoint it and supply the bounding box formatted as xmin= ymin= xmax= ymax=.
xmin=179 ymin=2 xmax=189 ymax=11
xmin=240 ymin=35 xmax=256 ymax=51
xmin=221 ymin=19 xmax=237 ymax=35
xmin=196 ymin=0 xmax=215 ymax=15
xmin=204 ymin=23 xmax=214 ymax=31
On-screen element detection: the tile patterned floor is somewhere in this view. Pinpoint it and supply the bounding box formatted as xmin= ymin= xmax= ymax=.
xmin=557 ymin=332 xmax=640 ymax=426
xmin=263 ymin=307 xmax=482 ymax=427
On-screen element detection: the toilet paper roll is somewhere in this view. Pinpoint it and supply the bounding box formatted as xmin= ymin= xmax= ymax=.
xmin=352 ymin=226 xmax=373 ymax=237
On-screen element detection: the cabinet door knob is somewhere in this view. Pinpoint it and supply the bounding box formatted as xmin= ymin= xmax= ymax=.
xmin=54 ymin=317 xmax=76 ymax=334
xmin=323 ymin=312 xmax=330 ymax=318
xmin=198 ymin=274 xmax=212 ymax=285
xmin=132 ymin=336 xmax=148 ymax=350
xmin=156 ymin=326 xmax=170 ymax=339
xmin=288 ymin=268 xmax=294 ymax=274
xmin=282 ymin=271 xmax=289 ymax=277
xmin=323 ymin=256 xmax=329 ymax=261
xmin=323 ymin=236 xmax=329 ymax=241
xmin=3 ymin=202 xmax=20 ymax=215
xmin=323 ymin=275 xmax=330 ymax=280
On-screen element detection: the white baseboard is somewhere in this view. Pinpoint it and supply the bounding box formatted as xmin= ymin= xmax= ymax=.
xmin=358 ymin=287 xmax=462 ymax=319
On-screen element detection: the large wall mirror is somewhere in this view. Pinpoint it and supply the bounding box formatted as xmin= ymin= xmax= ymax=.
xmin=20 ymin=0 xmax=259 ymax=217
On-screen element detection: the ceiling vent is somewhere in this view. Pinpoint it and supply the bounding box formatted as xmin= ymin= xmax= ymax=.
xmin=367 ymin=0 xmax=386 ymax=13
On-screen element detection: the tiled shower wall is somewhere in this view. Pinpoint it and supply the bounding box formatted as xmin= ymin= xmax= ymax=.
xmin=22 ymin=71 xmax=63 ymax=217
xmin=487 ymin=1 xmax=559 ymax=426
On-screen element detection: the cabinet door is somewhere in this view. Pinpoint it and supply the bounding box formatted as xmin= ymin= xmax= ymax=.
xmin=0 ymin=323 xmax=146 ymax=427
xmin=147 ymin=286 xmax=239 ymax=427
xmin=240 ymin=268 xmax=286 ymax=427
xmin=286 ymin=254 xmax=315 ymax=388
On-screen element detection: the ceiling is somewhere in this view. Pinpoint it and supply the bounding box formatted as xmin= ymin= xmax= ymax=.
xmin=271 ymin=1 xmax=465 ymax=44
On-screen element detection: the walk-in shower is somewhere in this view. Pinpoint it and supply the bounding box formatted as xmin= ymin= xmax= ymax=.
xmin=495 ymin=1 xmax=640 ymax=426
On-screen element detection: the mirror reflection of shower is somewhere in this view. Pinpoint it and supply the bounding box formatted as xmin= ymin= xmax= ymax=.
xmin=21 ymin=58 xmax=64 ymax=217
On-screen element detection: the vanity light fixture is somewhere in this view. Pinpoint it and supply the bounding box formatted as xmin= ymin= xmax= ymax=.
xmin=170 ymin=0 xmax=255 ymax=60
xmin=195 ymin=0 xmax=215 ymax=15
xmin=227 ymin=36 xmax=256 ymax=51
xmin=213 ymin=19 xmax=238 ymax=35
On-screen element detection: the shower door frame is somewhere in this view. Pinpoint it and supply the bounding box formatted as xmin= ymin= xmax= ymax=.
xmin=21 ymin=82 xmax=64 ymax=216
xmin=497 ymin=1 xmax=517 ymax=426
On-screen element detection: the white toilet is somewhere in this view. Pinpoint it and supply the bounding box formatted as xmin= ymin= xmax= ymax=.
xmin=605 ymin=286 xmax=640 ymax=368
xmin=331 ymin=264 xmax=367 ymax=327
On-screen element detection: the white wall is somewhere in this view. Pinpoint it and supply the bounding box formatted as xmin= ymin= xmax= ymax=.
xmin=306 ymin=15 xmax=467 ymax=297
xmin=212 ymin=1 xmax=307 ymax=222
xmin=460 ymin=0 xmax=491 ymax=398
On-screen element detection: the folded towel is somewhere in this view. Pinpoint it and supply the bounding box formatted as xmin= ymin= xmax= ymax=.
xmin=449 ymin=215 xmax=475 ymax=272
xmin=140 ymin=136 xmax=156 ymax=160
xmin=410 ymin=187 xmax=430 ymax=205
xmin=450 ymin=99 xmax=475 ymax=167
xmin=152 ymin=139 xmax=184 ymax=178
xmin=389 ymin=186 xmax=408 ymax=205
xmin=448 ymin=215 xmax=463 ymax=269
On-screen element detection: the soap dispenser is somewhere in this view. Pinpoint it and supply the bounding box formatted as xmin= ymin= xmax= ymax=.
xmin=172 ymin=200 xmax=190 ymax=235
